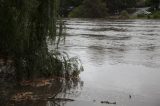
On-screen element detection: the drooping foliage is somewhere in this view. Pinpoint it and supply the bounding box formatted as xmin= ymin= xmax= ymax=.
xmin=0 ymin=0 xmax=83 ymax=80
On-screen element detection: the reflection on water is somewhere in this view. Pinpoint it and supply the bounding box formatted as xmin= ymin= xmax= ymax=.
xmin=0 ymin=77 xmax=83 ymax=106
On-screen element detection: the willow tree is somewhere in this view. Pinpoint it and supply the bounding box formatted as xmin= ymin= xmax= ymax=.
xmin=0 ymin=0 xmax=82 ymax=80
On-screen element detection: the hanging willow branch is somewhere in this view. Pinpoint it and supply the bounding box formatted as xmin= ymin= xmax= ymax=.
xmin=0 ymin=0 xmax=83 ymax=81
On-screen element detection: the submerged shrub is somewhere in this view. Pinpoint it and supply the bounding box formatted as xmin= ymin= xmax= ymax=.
xmin=40 ymin=51 xmax=83 ymax=78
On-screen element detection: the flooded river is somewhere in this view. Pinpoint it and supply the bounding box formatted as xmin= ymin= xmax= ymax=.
xmin=1 ymin=19 xmax=160 ymax=106
xmin=58 ymin=19 xmax=160 ymax=106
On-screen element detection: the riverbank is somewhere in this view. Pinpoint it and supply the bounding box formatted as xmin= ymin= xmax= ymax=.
xmin=106 ymin=10 xmax=160 ymax=20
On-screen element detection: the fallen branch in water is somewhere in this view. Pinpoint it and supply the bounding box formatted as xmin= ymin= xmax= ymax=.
xmin=48 ymin=98 xmax=75 ymax=101
xmin=101 ymin=101 xmax=116 ymax=104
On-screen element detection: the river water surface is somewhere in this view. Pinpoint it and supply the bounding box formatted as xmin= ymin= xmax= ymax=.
xmin=57 ymin=19 xmax=160 ymax=106
xmin=1 ymin=19 xmax=160 ymax=106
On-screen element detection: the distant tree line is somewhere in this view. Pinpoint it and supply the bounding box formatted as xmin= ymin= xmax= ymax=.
xmin=69 ymin=0 xmax=107 ymax=18
xmin=62 ymin=0 xmax=148 ymax=17
xmin=104 ymin=0 xmax=137 ymax=14
xmin=146 ymin=0 xmax=160 ymax=11
xmin=60 ymin=0 xmax=83 ymax=17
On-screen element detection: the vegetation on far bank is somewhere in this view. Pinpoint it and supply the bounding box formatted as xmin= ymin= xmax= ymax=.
xmin=69 ymin=0 xmax=107 ymax=18
xmin=134 ymin=11 xmax=160 ymax=19
xmin=62 ymin=0 xmax=160 ymax=19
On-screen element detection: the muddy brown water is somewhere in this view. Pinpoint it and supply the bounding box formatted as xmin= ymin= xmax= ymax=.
xmin=1 ymin=19 xmax=160 ymax=106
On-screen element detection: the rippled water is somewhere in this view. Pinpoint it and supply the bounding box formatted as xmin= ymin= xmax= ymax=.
xmin=1 ymin=19 xmax=160 ymax=106
xmin=58 ymin=19 xmax=160 ymax=106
